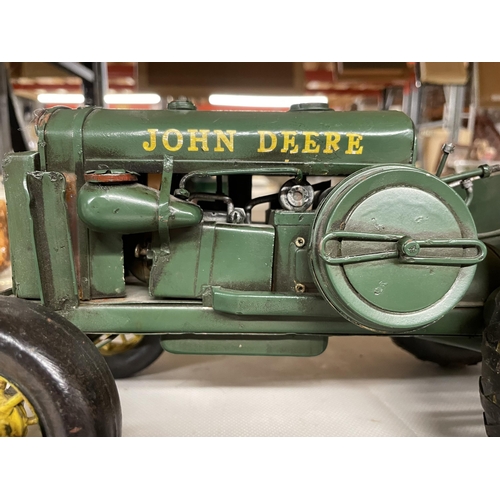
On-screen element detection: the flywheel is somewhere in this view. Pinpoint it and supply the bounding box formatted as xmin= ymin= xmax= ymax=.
xmin=310 ymin=165 xmax=486 ymax=333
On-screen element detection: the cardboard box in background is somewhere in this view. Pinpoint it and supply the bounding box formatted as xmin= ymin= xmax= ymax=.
xmin=419 ymin=127 xmax=472 ymax=174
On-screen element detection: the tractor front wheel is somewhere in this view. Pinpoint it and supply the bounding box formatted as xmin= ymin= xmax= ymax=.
xmin=0 ymin=296 xmax=121 ymax=437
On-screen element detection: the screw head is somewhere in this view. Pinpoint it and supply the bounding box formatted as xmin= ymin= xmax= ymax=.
xmin=398 ymin=236 xmax=420 ymax=257
xmin=295 ymin=237 xmax=306 ymax=248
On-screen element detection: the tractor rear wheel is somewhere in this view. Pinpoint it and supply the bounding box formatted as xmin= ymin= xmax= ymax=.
xmin=391 ymin=337 xmax=482 ymax=368
xmin=480 ymin=289 xmax=500 ymax=437
xmin=89 ymin=334 xmax=164 ymax=379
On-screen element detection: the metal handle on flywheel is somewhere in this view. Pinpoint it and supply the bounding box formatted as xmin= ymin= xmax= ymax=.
xmin=319 ymin=231 xmax=487 ymax=266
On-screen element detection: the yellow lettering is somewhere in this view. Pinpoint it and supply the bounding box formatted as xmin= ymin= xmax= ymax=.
xmin=214 ymin=130 xmax=236 ymax=152
xmin=323 ymin=132 xmax=341 ymax=153
xmin=345 ymin=133 xmax=364 ymax=155
xmin=143 ymin=129 xmax=158 ymax=151
xmin=188 ymin=129 xmax=210 ymax=152
xmin=302 ymin=132 xmax=320 ymax=153
xmin=280 ymin=131 xmax=299 ymax=154
xmin=258 ymin=131 xmax=277 ymax=153
xmin=162 ymin=129 xmax=183 ymax=152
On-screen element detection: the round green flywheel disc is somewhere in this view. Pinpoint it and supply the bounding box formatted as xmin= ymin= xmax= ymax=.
xmin=309 ymin=165 xmax=485 ymax=333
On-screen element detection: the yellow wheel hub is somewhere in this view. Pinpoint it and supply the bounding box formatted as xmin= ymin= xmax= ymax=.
xmin=95 ymin=334 xmax=144 ymax=356
xmin=0 ymin=376 xmax=39 ymax=437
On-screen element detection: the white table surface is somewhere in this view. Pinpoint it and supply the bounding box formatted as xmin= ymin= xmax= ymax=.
xmin=117 ymin=335 xmax=485 ymax=437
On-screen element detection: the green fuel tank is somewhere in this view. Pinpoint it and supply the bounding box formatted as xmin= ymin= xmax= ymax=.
xmin=36 ymin=104 xmax=416 ymax=177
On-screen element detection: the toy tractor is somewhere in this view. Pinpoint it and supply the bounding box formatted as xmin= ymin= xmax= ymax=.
xmin=1 ymin=100 xmax=500 ymax=437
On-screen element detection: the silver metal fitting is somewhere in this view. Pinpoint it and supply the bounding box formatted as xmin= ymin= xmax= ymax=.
xmin=227 ymin=208 xmax=246 ymax=224
xmin=279 ymin=179 xmax=314 ymax=212
xmin=442 ymin=143 xmax=455 ymax=154
xmin=295 ymin=237 xmax=306 ymax=248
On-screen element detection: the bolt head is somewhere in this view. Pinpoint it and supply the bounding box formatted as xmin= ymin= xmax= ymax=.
xmin=295 ymin=237 xmax=306 ymax=248
xmin=228 ymin=208 xmax=246 ymax=224
xmin=400 ymin=238 xmax=420 ymax=257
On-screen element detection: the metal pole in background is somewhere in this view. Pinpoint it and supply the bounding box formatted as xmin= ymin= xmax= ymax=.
xmin=0 ymin=63 xmax=12 ymax=162
xmin=82 ymin=62 xmax=108 ymax=107
xmin=468 ymin=63 xmax=478 ymax=139
xmin=53 ymin=62 xmax=108 ymax=107
xmin=409 ymin=83 xmax=422 ymax=128
xmin=403 ymin=80 xmax=424 ymax=167
xmin=0 ymin=63 xmax=29 ymax=169
xmin=443 ymin=85 xmax=466 ymax=145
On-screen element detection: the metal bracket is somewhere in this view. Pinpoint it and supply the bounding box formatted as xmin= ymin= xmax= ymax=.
xmin=149 ymin=156 xmax=174 ymax=295
xmin=157 ymin=156 xmax=174 ymax=254
xmin=319 ymin=231 xmax=487 ymax=266
xmin=26 ymin=171 xmax=79 ymax=310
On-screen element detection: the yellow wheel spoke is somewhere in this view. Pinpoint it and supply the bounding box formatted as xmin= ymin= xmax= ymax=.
xmin=27 ymin=416 xmax=39 ymax=426
xmin=0 ymin=392 xmax=24 ymax=411
xmin=0 ymin=376 xmax=40 ymax=437
xmin=100 ymin=333 xmax=143 ymax=356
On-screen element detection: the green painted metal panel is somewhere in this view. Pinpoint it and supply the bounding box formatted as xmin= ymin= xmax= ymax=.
xmin=270 ymin=211 xmax=316 ymax=226
xmin=270 ymin=211 xmax=315 ymax=293
xmin=197 ymin=224 xmax=216 ymax=295
xmin=26 ymin=172 xmax=78 ymax=310
xmin=37 ymin=106 xmax=97 ymax=300
xmin=152 ymin=225 xmax=202 ymax=298
xmin=211 ymin=224 xmax=274 ymax=291
xmin=38 ymin=106 xmax=90 ymax=171
xmin=212 ymin=288 xmax=337 ymax=316
xmin=152 ymin=222 xmax=275 ymax=298
xmin=59 ymin=300 xmax=483 ymax=336
xmin=41 ymin=108 xmax=415 ymax=176
xmin=89 ymin=231 xmax=125 ymax=298
xmin=2 ymin=152 xmax=41 ymax=298
xmin=60 ymin=300 xmax=370 ymax=334
xmin=161 ymin=335 xmax=328 ymax=356
xmin=455 ymin=173 xmax=500 ymax=235
xmin=295 ymin=249 xmax=313 ymax=285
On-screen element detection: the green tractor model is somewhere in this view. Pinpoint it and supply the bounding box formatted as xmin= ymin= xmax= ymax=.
xmin=1 ymin=100 xmax=500 ymax=436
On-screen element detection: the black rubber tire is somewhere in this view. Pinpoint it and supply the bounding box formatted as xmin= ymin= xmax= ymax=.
xmin=100 ymin=335 xmax=164 ymax=379
xmin=391 ymin=337 xmax=482 ymax=367
xmin=480 ymin=326 xmax=500 ymax=436
xmin=0 ymin=296 xmax=122 ymax=437
xmin=480 ymin=290 xmax=500 ymax=436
